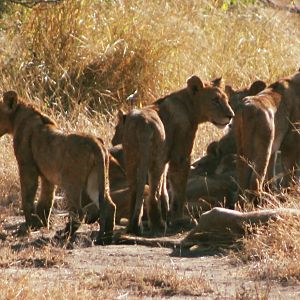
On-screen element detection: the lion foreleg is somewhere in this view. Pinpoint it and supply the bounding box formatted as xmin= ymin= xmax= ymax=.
xmin=168 ymin=158 xmax=190 ymax=222
xmin=19 ymin=167 xmax=39 ymax=229
xmin=265 ymin=152 xmax=278 ymax=191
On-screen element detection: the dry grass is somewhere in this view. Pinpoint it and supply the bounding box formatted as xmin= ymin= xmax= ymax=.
xmin=0 ymin=0 xmax=299 ymax=112
xmin=0 ymin=242 xmax=66 ymax=268
xmin=1 ymin=0 xmax=300 ymax=297
xmin=233 ymin=189 xmax=300 ymax=283
xmin=1 ymin=0 xmax=299 ymax=195
xmin=0 ymin=265 xmax=211 ymax=299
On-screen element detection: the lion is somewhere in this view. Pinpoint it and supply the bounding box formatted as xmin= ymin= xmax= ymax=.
xmin=82 ymin=146 xmax=131 ymax=225
xmin=225 ymin=80 xmax=268 ymax=112
xmin=187 ymin=80 xmax=267 ymax=210
xmin=235 ymin=70 xmax=300 ymax=205
xmin=191 ymin=80 xmax=267 ymax=177
xmin=0 ymin=91 xmax=116 ymax=244
xmin=113 ymin=75 xmax=234 ymax=235
xmin=186 ymin=172 xmax=237 ymax=212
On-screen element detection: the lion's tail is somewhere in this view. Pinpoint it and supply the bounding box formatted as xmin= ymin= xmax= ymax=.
xmin=129 ymin=130 xmax=153 ymax=226
xmin=96 ymin=144 xmax=116 ymax=236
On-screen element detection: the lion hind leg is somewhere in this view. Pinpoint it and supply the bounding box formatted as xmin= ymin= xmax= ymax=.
xmin=125 ymin=136 xmax=152 ymax=235
xmin=147 ymin=163 xmax=167 ymax=235
xmin=247 ymin=115 xmax=274 ymax=205
xmin=58 ymin=186 xmax=84 ymax=239
xmin=86 ymin=168 xmax=100 ymax=209
xmin=280 ymin=133 xmax=300 ymax=187
xmin=36 ymin=176 xmax=56 ymax=228
xmin=126 ymin=159 xmax=148 ymax=236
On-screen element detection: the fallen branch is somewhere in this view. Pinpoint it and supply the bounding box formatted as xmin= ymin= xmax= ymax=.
xmin=182 ymin=207 xmax=300 ymax=247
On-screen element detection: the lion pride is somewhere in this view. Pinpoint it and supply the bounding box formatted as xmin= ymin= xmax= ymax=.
xmin=235 ymin=70 xmax=300 ymax=205
xmin=114 ymin=76 xmax=234 ymax=235
xmin=0 ymin=91 xmax=116 ymax=244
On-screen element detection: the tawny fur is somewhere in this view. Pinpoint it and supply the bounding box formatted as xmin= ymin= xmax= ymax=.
xmin=0 ymin=91 xmax=116 ymax=242
xmin=187 ymin=80 xmax=267 ymax=210
xmin=234 ymin=70 xmax=300 ymax=205
xmin=112 ymin=75 xmax=234 ymax=235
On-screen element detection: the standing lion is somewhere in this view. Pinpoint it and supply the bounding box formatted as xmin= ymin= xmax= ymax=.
xmin=113 ymin=75 xmax=234 ymax=235
xmin=235 ymin=70 xmax=300 ymax=205
xmin=0 ymin=91 xmax=116 ymax=244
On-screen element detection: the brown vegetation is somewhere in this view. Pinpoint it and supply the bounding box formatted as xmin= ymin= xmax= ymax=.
xmin=0 ymin=0 xmax=300 ymax=297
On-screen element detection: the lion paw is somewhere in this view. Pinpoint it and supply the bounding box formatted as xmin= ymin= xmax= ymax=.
xmin=94 ymin=232 xmax=113 ymax=246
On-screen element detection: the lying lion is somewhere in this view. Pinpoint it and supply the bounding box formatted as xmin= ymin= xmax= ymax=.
xmin=0 ymin=91 xmax=116 ymax=244
xmin=235 ymin=70 xmax=300 ymax=205
xmin=113 ymin=75 xmax=234 ymax=235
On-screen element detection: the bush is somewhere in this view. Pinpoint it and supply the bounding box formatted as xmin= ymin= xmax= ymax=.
xmin=0 ymin=0 xmax=299 ymax=115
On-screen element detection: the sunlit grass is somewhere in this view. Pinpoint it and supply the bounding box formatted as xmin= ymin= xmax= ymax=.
xmin=0 ymin=0 xmax=299 ymax=112
xmin=233 ymin=188 xmax=300 ymax=282
xmin=0 ymin=0 xmax=300 ymax=294
xmin=0 ymin=264 xmax=211 ymax=299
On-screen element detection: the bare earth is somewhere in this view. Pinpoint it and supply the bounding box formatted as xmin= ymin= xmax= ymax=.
xmin=1 ymin=213 xmax=300 ymax=299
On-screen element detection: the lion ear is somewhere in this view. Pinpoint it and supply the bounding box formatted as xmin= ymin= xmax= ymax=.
xmin=249 ymin=80 xmax=267 ymax=96
xmin=225 ymin=85 xmax=234 ymax=96
xmin=212 ymin=77 xmax=224 ymax=89
xmin=187 ymin=75 xmax=204 ymax=95
xmin=117 ymin=109 xmax=126 ymax=124
xmin=3 ymin=90 xmax=18 ymax=112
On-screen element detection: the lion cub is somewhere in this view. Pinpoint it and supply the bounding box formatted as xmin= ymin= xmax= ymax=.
xmin=113 ymin=75 xmax=234 ymax=235
xmin=0 ymin=91 xmax=116 ymax=244
xmin=235 ymin=70 xmax=300 ymax=205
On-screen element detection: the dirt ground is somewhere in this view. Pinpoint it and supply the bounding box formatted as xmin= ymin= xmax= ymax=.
xmin=1 ymin=213 xmax=300 ymax=299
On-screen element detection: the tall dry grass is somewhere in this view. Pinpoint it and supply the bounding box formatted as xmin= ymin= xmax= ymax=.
xmin=234 ymin=188 xmax=300 ymax=283
xmin=0 ymin=0 xmax=299 ymax=112
xmin=0 ymin=0 xmax=298 ymax=156
xmin=0 ymin=0 xmax=300 ymax=290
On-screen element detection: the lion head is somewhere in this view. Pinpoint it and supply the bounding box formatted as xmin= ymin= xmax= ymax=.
xmin=111 ymin=109 xmax=126 ymax=146
xmin=225 ymin=80 xmax=267 ymax=111
xmin=0 ymin=91 xmax=18 ymax=137
xmin=186 ymin=76 xmax=234 ymax=129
